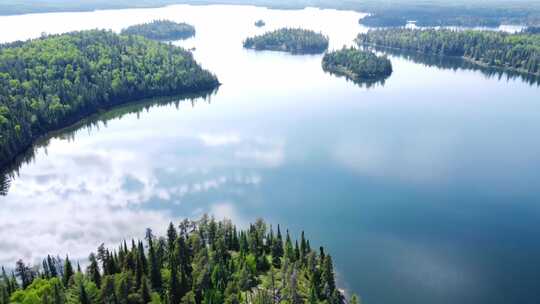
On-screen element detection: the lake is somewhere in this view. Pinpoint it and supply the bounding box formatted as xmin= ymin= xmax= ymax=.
xmin=1 ymin=4 xmax=540 ymax=304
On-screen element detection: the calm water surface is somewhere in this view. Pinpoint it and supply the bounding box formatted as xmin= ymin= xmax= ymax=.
xmin=1 ymin=5 xmax=540 ymax=304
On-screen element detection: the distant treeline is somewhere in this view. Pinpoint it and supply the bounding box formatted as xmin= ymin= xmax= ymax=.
xmin=0 ymin=217 xmax=360 ymax=304
xmin=358 ymin=5 xmax=537 ymax=28
xmin=121 ymin=20 xmax=196 ymax=41
xmin=2 ymin=0 xmax=540 ymax=28
xmin=243 ymin=28 xmax=329 ymax=54
xmin=357 ymin=28 xmax=540 ymax=76
xmin=524 ymin=26 xmax=540 ymax=34
xmin=0 ymin=30 xmax=219 ymax=168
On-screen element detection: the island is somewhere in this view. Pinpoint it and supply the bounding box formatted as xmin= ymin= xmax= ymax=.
xmin=357 ymin=28 xmax=540 ymax=76
xmin=0 ymin=30 xmax=219 ymax=168
xmin=121 ymin=20 xmax=196 ymax=41
xmin=254 ymin=19 xmax=266 ymax=27
xmin=243 ymin=28 xmax=329 ymax=54
xmin=322 ymin=47 xmax=393 ymax=83
xmin=1 ymin=217 xmax=360 ymax=304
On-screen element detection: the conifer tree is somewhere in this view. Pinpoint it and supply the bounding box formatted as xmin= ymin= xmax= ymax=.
xmin=147 ymin=229 xmax=163 ymax=294
xmin=79 ymin=281 xmax=91 ymax=304
xmin=87 ymin=253 xmax=101 ymax=288
xmin=321 ymin=255 xmax=336 ymax=298
xmin=63 ymin=256 xmax=74 ymax=287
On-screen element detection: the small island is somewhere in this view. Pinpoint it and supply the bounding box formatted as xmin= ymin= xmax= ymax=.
xmin=254 ymin=19 xmax=266 ymax=27
xmin=322 ymin=47 xmax=393 ymax=83
xmin=243 ymin=28 xmax=329 ymax=54
xmin=1 ymin=217 xmax=360 ymax=304
xmin=121 ymin=20 xmax=196 ymax=41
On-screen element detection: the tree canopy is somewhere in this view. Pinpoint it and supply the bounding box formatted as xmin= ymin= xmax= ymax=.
xmin=243 ymin=28 xmax=329 ymax=54
xmin=0 ymin=30 xmax=219 ymax=168
xmin=0 ymin=217 xmax=359 ymax=304
xmin=121 ymin=20 xmax=196 ymax=41
xmin=322 ymin=47 xmax=392 ymax=83
xmin=357 ymin=28 xmax=540 ymax=76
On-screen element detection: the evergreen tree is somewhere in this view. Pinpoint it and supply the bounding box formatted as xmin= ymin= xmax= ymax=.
xmin=147 ymin=229 xmax=163 ymax=294
xmin=78 ymin=281 xmax=92 ymax=304
xmin=141 ymin=276 xmax=152 ymax=304
xmin=87 ymin=253 xmax=101 ymax=288
xmin=100 ymin=276 xmax=118 ymax=304
xmin=321 ymin=255 xmax=336 ymax=298
xmin=63 ymin=256 xmax=74 ymax=287
xmin=350 ymin=294 xmax=361 ymax=304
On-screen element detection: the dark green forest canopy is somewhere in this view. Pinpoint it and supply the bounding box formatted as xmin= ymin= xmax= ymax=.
xmin=243 ymin=28 xmax=329 ymax=54
xmin=0 ymin=217 xmax=358 ymax=304
xmin=121 ymin=20 xmax=196 ymax=41
xmin=357 ymin=28 xmax=540 ymax=76
xmin=0 ymin=30 xmax=219 ymax=168
xmin=322 ymin=47 xmax=393 ymax=82
xmin=1 ymin=0 xmax=540 ymax=28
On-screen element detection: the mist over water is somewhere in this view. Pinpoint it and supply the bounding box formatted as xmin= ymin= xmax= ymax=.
xmin=1 ymin=4 xmax=540 ymax=304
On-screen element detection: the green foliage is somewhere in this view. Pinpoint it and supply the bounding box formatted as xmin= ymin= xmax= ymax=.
xmin=0 ymin=30 xmax=219 ymax=167
xmin=2 ymin=0 xmax=540 ymax=28
xmin=255 ymin=20 xmax=266 ymax=27
xmin=322 ymin=47 xmax=392 ymax=82
xmin=2 ymin=217 xmax=349 ymax=304
xmin=243 ymin=28 xmax=329 ymax=54
xmin=121 ymin=20 xmax=196 ymax=41
xmin=357 ymin=28 xmax=540 ymax=75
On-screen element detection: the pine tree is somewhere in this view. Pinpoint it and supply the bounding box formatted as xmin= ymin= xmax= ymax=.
xmin=79 ymin=281 xmax=92 ymax=304
xmin=52 ymin=280 xmax=65 ymax=304
xmin=308 ymin=281 xmax=318 ymax=304
xmin=87 ymin=253 xmax=101 ymax=288
xmin=276 ymin=225 xmax=284 ymax=257
xmin=100 ymin=276 xmax=117 ymax=304
xmin=141 ymin=276 xmax=152 ymax=304
xmin=169 ymin=243 xmax=184 ymax=304
xmin=285 ymin=230 xmax=294 ymax=262
xmin=15 ymin=259 xmax=32 ymax=288
xmin=321 ymin=255 xmax=336 ymax=299
xmin=350 ymin=294 xmax=360 ymax=304
xmin=167 ymin=222 xmax=178 ymax=262
xmin=63 ymin=256 xmax=74 ymax=287
xmin=147 ymin=229 xmax=163 ymax=294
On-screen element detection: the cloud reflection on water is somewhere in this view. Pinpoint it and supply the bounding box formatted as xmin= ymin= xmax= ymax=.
xmin=0 ymin=118 xmax=284 ymax=265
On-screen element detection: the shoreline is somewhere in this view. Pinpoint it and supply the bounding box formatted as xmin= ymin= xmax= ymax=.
xmin=0 ymin=86 xmax=219 ymax=171
xmin=358 ymin=42 xmax=540 ymax=77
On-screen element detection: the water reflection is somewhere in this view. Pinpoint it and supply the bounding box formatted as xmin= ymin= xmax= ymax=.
xmin=0 ymin=90 xmax=218 ymax=195
xmin=322 ymin=68 xmax=390 ymax=89
xmin=371 ymin=46 xmax=540 ymax=86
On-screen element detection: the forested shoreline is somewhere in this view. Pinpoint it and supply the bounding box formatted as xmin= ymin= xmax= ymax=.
xmin=0 ymin=217 xmax=359 ymax=304
xmin=322 ymin=47 xmax=392 ymax=83
xmin=243 ymin=28 xmax=329 ymax=54
xmin=0 ymin=30 xmax=219 ymax=168
xmin=357 ymin=29 xmax=540 ymax=76
xmin=121 ymin=20 xmax=196 ymax=41
xmin=2 ymin=0 xmax=540 ymax=29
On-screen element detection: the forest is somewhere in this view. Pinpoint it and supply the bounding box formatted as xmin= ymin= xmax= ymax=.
xmin=0 ymin=30 xmax=219 ymax=168
xmin=0 ymin=217 xmax=359 ymax=304
xmin=243 ymin=28 xmax=329 ymax=54
xmin=357 ymin=28 xmax=540 ymax=76
xmin=525 ymin=26 xmax=540 ymax=34
xmin=322 ymin=47 xmax=392 ymax=82
xmin=2 ymin=0 xmax=540 ymax=28
xmin=121 ymin=20 xmax=196 ymax=41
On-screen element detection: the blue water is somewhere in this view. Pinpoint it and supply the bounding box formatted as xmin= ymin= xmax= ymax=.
xmin=1 ymin=4 xmax=540 ymax=304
